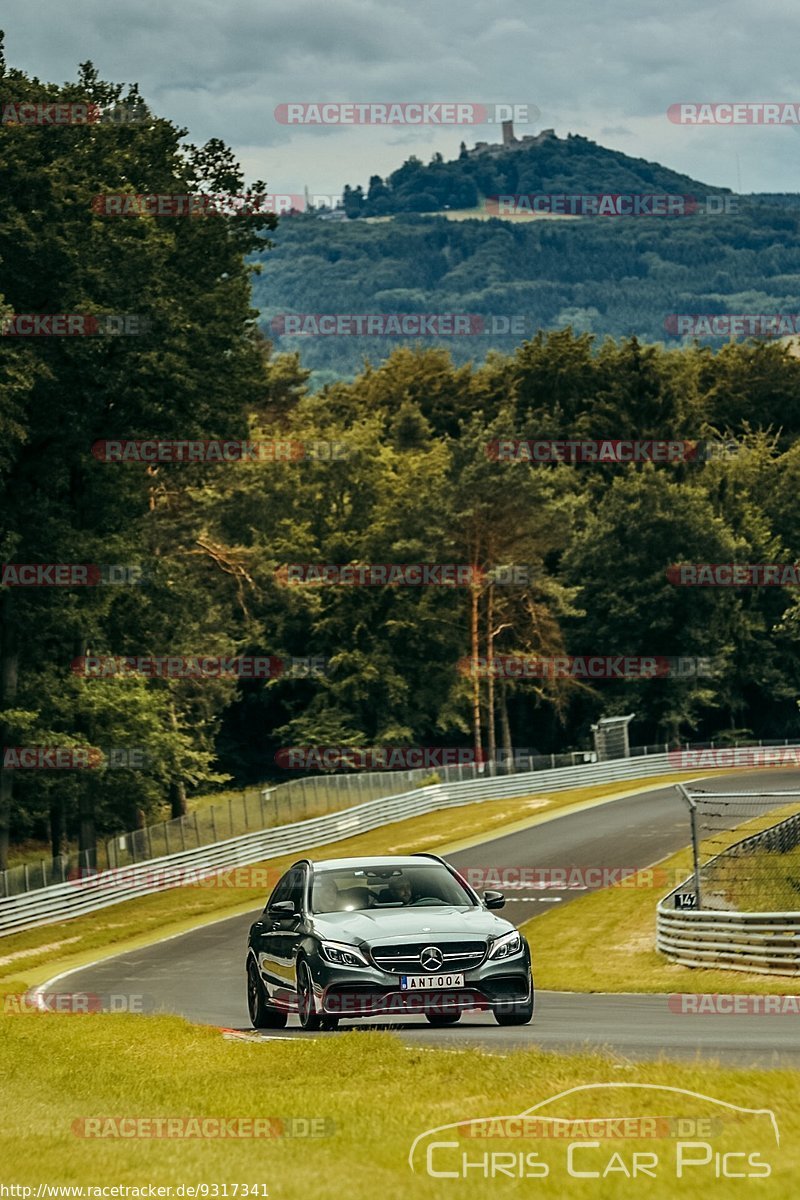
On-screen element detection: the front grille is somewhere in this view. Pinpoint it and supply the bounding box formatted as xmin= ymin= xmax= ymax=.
xmin=370 ymin=940 xmax=487 ymax=973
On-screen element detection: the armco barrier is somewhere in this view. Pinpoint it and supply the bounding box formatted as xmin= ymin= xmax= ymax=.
xmin=657 ymin=810 xmax=800 ymax=976
xmin=0 ymin=751 xmax=697 ymax=936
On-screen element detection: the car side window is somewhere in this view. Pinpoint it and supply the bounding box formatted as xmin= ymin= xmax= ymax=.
xmin=286 ymin=866 xmax=306 ymax=914
xmin=265 ymin=871 xmax=293 ymax=912
xmin=266 ymin=866 xmax=306 ymax=914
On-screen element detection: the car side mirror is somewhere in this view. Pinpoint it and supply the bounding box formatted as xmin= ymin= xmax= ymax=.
xmin=269 ymin=900 xmax=298 ymax=917
xmin=483 ymin=890 xmax=505 ymax=909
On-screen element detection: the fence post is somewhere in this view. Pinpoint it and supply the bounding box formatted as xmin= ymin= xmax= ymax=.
xmin=24 ymin=863 xmax=30 ymax=893
xmin=259 ymin=790 xmax=266 ymax=828
xmin=164 ymin=822 xmax=170 ymax=855
xmin=180 ymin=819 xmax=186 ymax=851
xmin=229 ymin=796 xmax=234 ymax=836
xmin=193 ymin=811 xmax=201 ymax=847
xmin=210 ymin=805 xmax=218 ymax=842
xmin=41 ymin=860 xmax=47 ymax=888
xmin=243 ymin=791 xmax=249 ymax=829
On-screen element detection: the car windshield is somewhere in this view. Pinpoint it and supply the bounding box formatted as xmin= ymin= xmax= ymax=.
xmin=310 ymin=863 xmax=475 ymax=913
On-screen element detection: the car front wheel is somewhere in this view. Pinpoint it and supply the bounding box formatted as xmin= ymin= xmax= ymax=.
xmin=493 ymin=982 xmax=534 ymax=1026
xmin=297 ymin=960 xmax=323 ymax=1031
xmin=425 ymin=1008 xmax=462 ymax=1025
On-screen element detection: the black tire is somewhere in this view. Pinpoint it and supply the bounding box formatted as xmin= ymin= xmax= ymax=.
xmin=297 ymin=960 xmax=322 ymax=1032
xmin=247 ymin=958 xmax=288 ymax=1029
xmin=493 ymin=990 xmax=534 ymax=1026
xmin=425 ymin=1009 xmax=462 ymax=1026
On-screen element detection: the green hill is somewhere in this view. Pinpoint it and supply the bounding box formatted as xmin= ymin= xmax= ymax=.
xmin=253 ymin=134 xmax=800 ymax=384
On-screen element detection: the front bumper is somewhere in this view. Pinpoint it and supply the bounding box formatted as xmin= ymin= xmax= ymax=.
xmin=310 ymin=947 xmax=533 ymax=1018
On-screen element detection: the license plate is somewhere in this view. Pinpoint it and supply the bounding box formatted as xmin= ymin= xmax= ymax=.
xmin=399 ymin=973 xmax=465 ymax=990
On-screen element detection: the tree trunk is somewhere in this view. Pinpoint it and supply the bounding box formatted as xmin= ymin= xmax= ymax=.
xmin=0 ymin=594 xmax=19 ymax=871
xmin=78 ymin=795 xmax=96 ymax=870
xmin=499 ymin=681 xmax=514 ymax=773
xmin=469 ymin=583 xmax=482 ymax=764
xmin=73 ymin=629 xmax=96 ymax=869
xmin=486 ymin=583 xmax=496 ymax=768
xmin=169 ymin=702 xmax=187 ymax=817
xmin=169 ymin=780 xmax=187 ymax=820
xmin=50 ymin=795 xmax=68 ymax=861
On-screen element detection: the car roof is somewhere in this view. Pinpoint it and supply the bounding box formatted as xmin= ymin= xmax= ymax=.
xmin=305 ymin=854 xmax=445 ymax=871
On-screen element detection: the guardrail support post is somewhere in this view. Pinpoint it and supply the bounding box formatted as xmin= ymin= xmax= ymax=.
xmin=675 ymin=783 xmax=703 ymax=910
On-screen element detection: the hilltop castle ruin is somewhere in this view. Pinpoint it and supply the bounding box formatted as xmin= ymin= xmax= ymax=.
xmin=467 ymin=120 xmax=557 ymax=158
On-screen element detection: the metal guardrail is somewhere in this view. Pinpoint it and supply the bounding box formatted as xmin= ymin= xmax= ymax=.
xmin=657 ymin=810 xmax=800 ymax=976
xmin=0 ymin=749 xmax=697 ymax=937
xmin=2 ymin=753 xmax=603 ymax=898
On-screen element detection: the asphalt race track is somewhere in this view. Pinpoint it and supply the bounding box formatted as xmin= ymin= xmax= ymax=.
xmin=45 ymin=771 xmax=800 ymax=1067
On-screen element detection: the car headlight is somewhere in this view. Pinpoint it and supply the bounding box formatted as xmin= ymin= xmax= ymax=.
xmin=319 ymin=940 xmax=369 ymax=968
xmin=488 ymin=930 xmax=522 ymax=960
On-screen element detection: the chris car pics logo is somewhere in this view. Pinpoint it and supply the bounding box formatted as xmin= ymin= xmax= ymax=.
xmin=408 ymin=1084 xmax=779 ymax=1180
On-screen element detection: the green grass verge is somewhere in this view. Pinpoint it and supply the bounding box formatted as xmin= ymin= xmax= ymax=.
xmin=0 ymin=773 xmax=705 ymax=990
xmin=521 ymin=835 xmax=800 ymax=995
xmin=0 ymin=1012 xmax=794 ymax=1197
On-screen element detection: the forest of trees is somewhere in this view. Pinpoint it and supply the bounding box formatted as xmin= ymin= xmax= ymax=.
xmin=4 ymin=48 xmax=800 ymax=866
xmin=259 ymin=201 xmax=800 ymax=382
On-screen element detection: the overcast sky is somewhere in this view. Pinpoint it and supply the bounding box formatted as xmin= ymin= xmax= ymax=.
xmin=4 ymin=0 xmax=799 ymax=196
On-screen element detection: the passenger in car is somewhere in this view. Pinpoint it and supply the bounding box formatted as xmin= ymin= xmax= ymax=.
xmin=335 ymin=886 xmax=373 ymax=910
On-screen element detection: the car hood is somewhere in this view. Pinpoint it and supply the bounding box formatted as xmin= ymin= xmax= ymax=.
xmin=311 ymin=906 xmax=513 ymax=945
